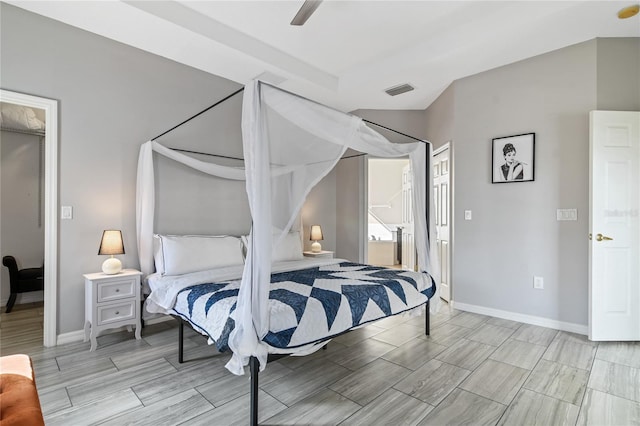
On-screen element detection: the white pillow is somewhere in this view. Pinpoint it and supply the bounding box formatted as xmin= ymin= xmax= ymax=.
xmin=153 ymin=234 xmax=165 ymax=274
xmin=154 ymin=235 xmax=244 ymax=276
xmin=274 ymin=232 xmax=304 ymax=262
xmin=241 ymin=231 xmax=304 ymax=262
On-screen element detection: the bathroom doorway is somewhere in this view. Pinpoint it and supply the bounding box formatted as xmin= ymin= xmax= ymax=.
xmin=366 ymin=157 xmax=409 ymax=269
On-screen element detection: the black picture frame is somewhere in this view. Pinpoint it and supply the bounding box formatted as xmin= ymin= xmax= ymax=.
xmin=492 ymin=133 xmax=535 ymax=183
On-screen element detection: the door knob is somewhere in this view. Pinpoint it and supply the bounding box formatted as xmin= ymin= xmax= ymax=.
xmin=596 ymin=233 xmax=613 ymax=242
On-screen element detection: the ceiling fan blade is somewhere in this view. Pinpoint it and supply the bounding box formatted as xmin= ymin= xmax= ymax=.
xmin=290 ymin=0 xmax=323 ymax=26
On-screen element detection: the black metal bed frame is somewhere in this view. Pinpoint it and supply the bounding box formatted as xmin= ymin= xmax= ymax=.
xmin=175 ymin=299 xmax=430 ymax=426
xmin=149 ymin=83 xmax=429 ymax=161
xmin=152 ymin=81 xmax=435 ymax=426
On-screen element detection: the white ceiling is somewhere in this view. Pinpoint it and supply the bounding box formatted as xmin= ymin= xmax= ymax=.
xmin=8 ymin=1 xmax=640 ymax=111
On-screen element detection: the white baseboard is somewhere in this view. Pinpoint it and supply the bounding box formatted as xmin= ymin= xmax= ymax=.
xmin=56 ymin=315 xmax=175 ymax=346
xmin=1 ymin=291 xmax=44 ymax=307
xmin=56 ymin=329 xmax=86 ymax=346
xmin=57 ymin=325 xmax=138 ymax=346
xmin=452 ymin=301 xmax=588 ymax=335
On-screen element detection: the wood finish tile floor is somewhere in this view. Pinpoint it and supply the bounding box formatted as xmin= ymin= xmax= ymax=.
xmin=2 ymin=302 xmax=640 ymax=425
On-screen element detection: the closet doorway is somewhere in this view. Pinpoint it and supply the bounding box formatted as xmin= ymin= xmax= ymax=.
xmin=0 ymin=90 xmax=58 ymax=347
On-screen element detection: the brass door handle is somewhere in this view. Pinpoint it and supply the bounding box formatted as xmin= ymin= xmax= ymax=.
xmin=596 ymin=233 xmax=613 ymax=242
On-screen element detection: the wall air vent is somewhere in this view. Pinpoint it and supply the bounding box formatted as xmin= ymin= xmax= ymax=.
xmin=385 ymin=83 xmax=415 ymax=96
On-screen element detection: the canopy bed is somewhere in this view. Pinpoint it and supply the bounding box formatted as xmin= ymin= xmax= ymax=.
xmin=136 ymin=80 xmax=440 ymax=425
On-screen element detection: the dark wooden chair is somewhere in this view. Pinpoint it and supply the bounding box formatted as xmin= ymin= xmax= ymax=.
xmin=2 ymin=256 xmax=44 ymax=313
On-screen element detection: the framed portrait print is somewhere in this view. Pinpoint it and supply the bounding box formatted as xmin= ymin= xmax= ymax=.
xmin=492 ymin=133 xmax=535 ymax=183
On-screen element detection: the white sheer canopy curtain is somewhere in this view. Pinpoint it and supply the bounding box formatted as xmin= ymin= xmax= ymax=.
xmin=226 ymin=80 xmax=440 ymax=375
xmin=136 ymin=141 xmax=246 ymax=276
xmin=135 ymin=79 xmax=439 ymax=376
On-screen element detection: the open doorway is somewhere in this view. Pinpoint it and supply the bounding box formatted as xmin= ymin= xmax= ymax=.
xmin=366 ymin=157 xmax=410 ymax=269
xmin=0 ymin=102 xmax=45 ymax=351
xmin=0 ymin=90 xmax=58 ymax=348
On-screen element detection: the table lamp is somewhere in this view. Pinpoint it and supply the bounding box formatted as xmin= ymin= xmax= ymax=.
xmin=310 ymin=225 xmax=324 ymax=253
xmin=98 ymin=230 xmax=125 ymax=274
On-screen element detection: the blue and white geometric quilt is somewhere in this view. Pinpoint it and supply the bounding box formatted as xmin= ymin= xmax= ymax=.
xmin=172 ymin=261 xmax=435 ymax=352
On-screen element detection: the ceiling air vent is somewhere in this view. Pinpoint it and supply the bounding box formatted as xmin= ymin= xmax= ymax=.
xmin=385 ymin=83 xmax=415 ymax=97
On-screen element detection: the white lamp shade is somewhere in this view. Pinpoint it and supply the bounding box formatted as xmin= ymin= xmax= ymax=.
xmin=98 ymin=230 xmax=125 ymax=255
xmin=310 ymin=225 xmax=324 ymax=242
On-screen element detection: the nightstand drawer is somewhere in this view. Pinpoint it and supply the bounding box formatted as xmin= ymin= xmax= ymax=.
xmin=97 ymin=300 xmax=136 ymax=325
xmin=97 ymin=279 xmax=136 ymax=303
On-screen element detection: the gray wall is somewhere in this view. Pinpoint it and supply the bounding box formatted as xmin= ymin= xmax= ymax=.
xmin=425 ymin=38 xmax=639 ymax=326
xmin=302 ymin=170 xmax=337 ymax=253
xmin=1 ymin=130 xmax=45 ymax=304
xmin=152 ymin=93 xmax=251 ymax=237
xmin=596 ymin=38 xmax=640 ymax=111
xmin=1 ymin=4 xmax=244 ymax=333
xmin=335 ymin=156 xmax=365 ymax=261
xmin=451 ymin=40 xmax=597 ymax=325
xmin=353 ymin=110 xmax=427 ymax=145
xmin=424 ymin=84 xmax=455 ymax=150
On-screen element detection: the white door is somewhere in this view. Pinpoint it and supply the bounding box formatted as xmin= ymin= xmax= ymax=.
xmin=589 ymin=111 xmax=640 ymax=341
xmin=433 ymin=145 xmax=451 ymax=302
xmin=401 ymin=165 xmax=415 ymax=270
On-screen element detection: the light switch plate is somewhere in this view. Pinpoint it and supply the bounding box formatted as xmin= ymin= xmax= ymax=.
xmin=61 ymin=206 xmax=73 ymax=220
xmin=533 ymin=276 xmax=544 ymax=289
xmin=464 ymin=210 xmax=472 ymax=220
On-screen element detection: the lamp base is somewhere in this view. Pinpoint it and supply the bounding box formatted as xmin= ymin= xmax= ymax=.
xmin=102 ymin=257 xmax=122 ymax=275
xmin=311 ymin=241 xmax=322 ymax=253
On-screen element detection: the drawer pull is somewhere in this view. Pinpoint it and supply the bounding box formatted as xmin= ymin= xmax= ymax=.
xmin=116 ymin=289 xmax=120 ymax=292
xmin=115 ymin=311 xmax=120 ymax=315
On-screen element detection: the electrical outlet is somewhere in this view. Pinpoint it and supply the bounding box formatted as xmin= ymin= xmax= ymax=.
xmin=557 ymin=209 xmax=577 ymax=221
xmin=533 ymin=276 xmax=544 ymax=289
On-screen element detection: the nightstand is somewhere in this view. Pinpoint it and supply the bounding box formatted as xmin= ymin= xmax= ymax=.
xmin=83 ymin=269 xmax=142 ymax=351
xmin=303 ymin=250 xmax=334 ymax=259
